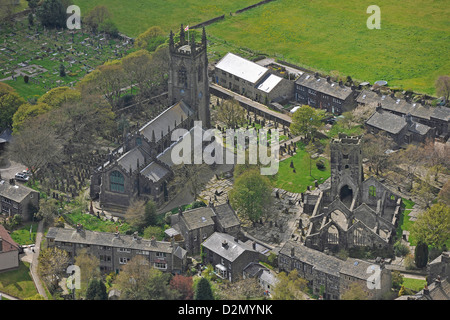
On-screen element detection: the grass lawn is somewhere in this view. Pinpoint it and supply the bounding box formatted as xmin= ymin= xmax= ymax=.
xmin=10 ymin=222 xmax=38 ymax=246
xmin=403 ymin=277 xmax=426 ymax=292
xmin=274 ymin=142 xmax=330 ymax=193
xmin=396 ymin=198 xmax=416 ymax=244
xmin=63 ymin=209 xmax=131 ymax=234
xmin=0 ymin=261 xmax=38 ymax=299
xmin=207 ymin=0 xmax=450 ymax=95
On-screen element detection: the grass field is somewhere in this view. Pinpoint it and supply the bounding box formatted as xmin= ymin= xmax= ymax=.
xmin=73 ymin=0 xmax=258 ymax=37
xmin=205 ymin=0 xmax=450 ymax=95
xmin=403 ymin=277 xmax=426 ymax=292
xmin=10 ymin=222 xmax=38 ymax=246
xmin=0 ymin=261 xmax=38 ymax=299
xmin=274 ymin=142 xmax=330 ymax=193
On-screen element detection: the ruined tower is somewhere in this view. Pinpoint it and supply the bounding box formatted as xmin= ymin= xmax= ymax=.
xmin=329 ymin=134 xmax=364 ymax=206
xmin=168 ymin=25 xmax=211 ymax=128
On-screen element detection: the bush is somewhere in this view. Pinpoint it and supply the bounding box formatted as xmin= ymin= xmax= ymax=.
xmin=394 ymin=241 xmax=410 ymax=257
xmin=316 ymin=159 xmax=326 ymax=170
xmin=414 ymin=241 xmax=429 ymax=268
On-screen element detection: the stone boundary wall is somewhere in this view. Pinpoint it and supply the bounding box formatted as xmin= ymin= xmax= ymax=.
xmin=235 ymin=0 xmax=276 ymax=14
xmin=191 ymin=15 xmax=225 ymax=29
xmin=276 ymin=59 xmax=314 ymax=74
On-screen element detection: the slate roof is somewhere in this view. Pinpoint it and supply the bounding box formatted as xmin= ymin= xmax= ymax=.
xmin=0 ymin=180 xmax=37 ymax=203
xmin=431 ymin=106 xmax=450 ymax=121
xmin=213 ymin=203 xmax=240 ymax=229
xmin=116 ymin=147 xmax=147 ymax=173
xmin=295 ymin=73 xmax=353 ymax=100
xmin=140 ymin=161 xmax=170 ymax=183
xmin=139 ymin=100 xmax=194 ymax=144
xmin=46 ymin=227 xmax=174 ymax=253
xmin=340 ymin=259 xmax=374 ymax=281
xmin=180 ymin=206 xmax=216 ymax=230
xmin=365 ymin=111 xmax=406 ymax=134
xmin=215 ymin=53 xmax=268 ymax=84
xmin=279 ymin=241 xmax=344 ymax=276
xmin=202 ymin=232 xmax=256 ymax=262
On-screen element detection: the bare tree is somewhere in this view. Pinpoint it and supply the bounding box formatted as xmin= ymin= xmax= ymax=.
xmin=362 ymin=133 xmax=394 ymax=176
xmin=215 ymin=99 xmax=246 ymax=129
xmin=435 ymin=75 xmax=450 ymax=105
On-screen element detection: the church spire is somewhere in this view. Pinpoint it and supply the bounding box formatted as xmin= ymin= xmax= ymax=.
xmin=180 ymin=24 xmax=185 ymax=45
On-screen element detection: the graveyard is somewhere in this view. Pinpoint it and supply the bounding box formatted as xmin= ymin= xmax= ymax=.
xmin=0 ymin=18 xmax=135 ymax=100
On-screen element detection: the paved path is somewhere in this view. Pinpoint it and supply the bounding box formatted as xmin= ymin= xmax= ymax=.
xmin=29 ymin=220 xmax=48 ymax=299
xmin=0 ymin=291 xmax=19 ymax=300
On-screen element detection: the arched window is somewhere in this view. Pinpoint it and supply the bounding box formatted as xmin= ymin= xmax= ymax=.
xmin=369 ymin=185 xmax=376 ymax=197
xmin=110 ymin=171 xmax=125 ymax=193
xmin=178 ymin=67 xmax=187 ymax=87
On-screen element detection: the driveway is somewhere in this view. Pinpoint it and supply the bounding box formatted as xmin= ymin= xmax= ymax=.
xmin=0 ymin=159 xmax=27 ymax=180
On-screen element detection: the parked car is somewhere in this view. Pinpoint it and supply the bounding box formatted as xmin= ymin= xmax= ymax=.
xmin=15 ymin=172 xmax=29 ymax=182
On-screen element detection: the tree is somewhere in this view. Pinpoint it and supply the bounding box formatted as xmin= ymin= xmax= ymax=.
xmin=170 ymin=274 xmax=194 ymax=300
xmin=215 ymin=277 xmax=263 ymax=300
xmin=36 ymin=0 xmax=66 ymax=28
xmin=435 ymin=75 xmax=450 ymax=104
xmin=114 ymin=256 xmax=177 ymax=300
xmin=393 ymin=144 xmax=424 ymax=191
xmin=11 ymin=102 xmax=52 ymax=133
xmin=194 ymin=277 xmax=214 ymax=300
xmin=391 ymin=271 xmax=404 ymax=291
xmin=414 ymin=241 xmax=429 ymax=269
xmin=341 ymin=282 xmax=368 ymax=300
xmin=410 ymin=203 xmax=450 ymax=249
xmin=290 ymin=105 xmax=326 ymax=142
xmin=0 ymin=83 xmax=25 ymax=129
xmin=411 ymin=173 xmax=436 ymax=209
xmin=74 ymin=249 xmax=100 ymax=296
xmin=271 ymin=269 xmax=308 ymax=300
xmin=215 ymin=99 xmax=246 ymax=129
xmin=8 ymin=114 xmax=63 ymax=180
xmin=84 ymin=5 xmax=111 ymax=32
xmin=86 ymin=279 xmax=108 ymax=300
xmin=438 ymin=180 xmax=450 ymax=206
xmin=229 ymin=169 xmax=273 ymax=224
xmin=35 ymin=198 xmax=59 ymax=227
xmin=38 ymin=247 xmax=71 ymax=291
xmin=59 ymin=64 xmax=66 ymax=77
xmin=362 ymin=133 xmax=394 ymax=176
xmin=38 ymin=86 xmax=81 ymax=109
xmin=98 ymin=20 xmax=119 ymax=38
xmin=135 ymin=26 xmax=166 ymax=52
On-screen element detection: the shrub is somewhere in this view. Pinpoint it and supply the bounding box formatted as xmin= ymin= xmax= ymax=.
xmin=394 ymin=241 xmax=410 ymax=257
xmin=316 ymin=159 xmax=326 ymax=170
xmin=414 ymin=242 xmax=429 ymax=268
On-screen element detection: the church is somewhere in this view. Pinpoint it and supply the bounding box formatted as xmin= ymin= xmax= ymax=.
xmin=304 ymin=134 xmax=403 ymax=252
xmin=90 ymin=26 xmax=211 ymax=212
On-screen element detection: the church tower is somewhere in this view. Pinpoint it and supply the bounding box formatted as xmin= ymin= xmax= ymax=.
xmin=329 ymin=134 xmax=364 ymax=205
xmin=168 ymin=25 xmax=211 ymax=128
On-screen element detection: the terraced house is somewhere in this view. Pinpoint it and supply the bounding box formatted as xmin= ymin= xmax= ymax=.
xmin=46 ymin=226 xmax=187 ymax=274
xmin=295 ymin=73 xmax=356 ymax=114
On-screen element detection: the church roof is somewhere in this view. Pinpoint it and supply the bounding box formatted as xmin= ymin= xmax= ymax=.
xmin=139 ymin=100 xmax=194 ymax=144
xmin=140 ymin=161 xmax=170 ymax=183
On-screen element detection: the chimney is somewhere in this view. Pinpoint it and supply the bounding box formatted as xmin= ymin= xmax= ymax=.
xmin=132 ymin=231 xmax=138 ymax=241
xmin=326 ymin=76 xmax=331 ymax=83
xmin=252 ymin=242 xmax=256 ymax=250
xmin=435 ymin=275 xmax=441 ymax=287
xmin=291 ymin=246 xmax=295 ymax=257
xmin=314 ymin=72 xmax=319 ymax=78
xmin=339 ymin=80 xmax=343 ymax=87
xmin=76 ymin=223 xmax=83 ymax=233
xmin=222 ymin=240 xmax=228 ymax=249
xmin=151 ymin=236 xmax=156 ymax=246
xmin=423 ymin=284 xmax=430 ymax=296
xmin=9 ymin=178 xmax=14 ymax=185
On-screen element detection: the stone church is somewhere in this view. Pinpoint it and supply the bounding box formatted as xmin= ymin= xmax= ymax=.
xmin=304 ymin=134 xmax=403 ymax=252
xmin=90 ymin=26 xmax=211 ymax=212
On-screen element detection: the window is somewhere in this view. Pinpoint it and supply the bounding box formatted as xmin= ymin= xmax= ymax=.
xmin=156 ymin=252 xmax=166 ymax=258
xmin=369 ymin=185 xmax=376 ymax=197
xmin=138 ymin=250 xmax=150 ymax=255
xmin=110 ymin=171 xmax=125 ymax=193
xmin=154 ymin=262 xmax=167 ymax=270
xmin=118 ymin=248 xmax=131 ymax=253
xmin=119 ymin=257 xmax=130 ymax=264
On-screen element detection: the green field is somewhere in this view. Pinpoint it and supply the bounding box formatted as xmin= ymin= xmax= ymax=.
xmin=73 ymin=0 xmax=258 ymax=37
xmin=207 ymin=0 xmax=450 ymax=95
xmin=0 ymin=261 xmax=38 ymax=299
xmin=274 ymin=142 xmax=330 ymax=193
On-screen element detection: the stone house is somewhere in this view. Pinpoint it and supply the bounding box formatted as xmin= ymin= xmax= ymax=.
xmin=278 ymin=241 xmax=391 ymax=300
xmin=214 ymin=52 xmax=294 ymax=104
xmin=171 ymin=202 xmax=240 ymax=255
xmin=357 ymin=89 xmax=450 ymax=141
xmin=365 ymin=107 xmax=435 ymax=146
xmin=201 ymin=232 xmax=260 ymax=282
xmin=428 ymin=251 xmax=450 ymax=284
xmin=46 ymin=226 xmax=187 ymax=274
xmin=295 ymin=73 xmax=356 ymax=114
xmin=0 ymin=224 xmax=20 ymax=272
xmin=243 ymin=262 xmax=278 ymax=295
xmin=0 ymin=179 xmax=39 ymax=222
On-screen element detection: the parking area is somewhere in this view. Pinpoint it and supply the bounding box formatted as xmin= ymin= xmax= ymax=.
xmin=0 ymin=159 xmax=28 ymax=181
